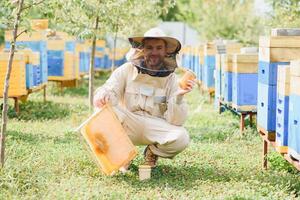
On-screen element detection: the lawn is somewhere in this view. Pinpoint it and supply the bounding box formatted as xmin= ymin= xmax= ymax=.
xmin=0 ymin=71 xmax=300 ymax=200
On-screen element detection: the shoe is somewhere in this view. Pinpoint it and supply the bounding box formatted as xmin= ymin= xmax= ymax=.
xmin=143 ymin=145 xmax=158 ymax=168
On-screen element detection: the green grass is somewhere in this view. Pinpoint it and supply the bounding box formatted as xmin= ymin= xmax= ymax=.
xmin=1 ymin=72 xmax=300 ymax=200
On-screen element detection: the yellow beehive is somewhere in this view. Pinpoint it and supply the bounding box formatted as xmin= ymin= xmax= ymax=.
xmin=22 ymin=48 xmax=40 ymax=65
xmin=47 ymin=39 xmax=64 ymax=51
xmin=221 ymin=54 xmax=234 ymax=72
xmin=290 ymin=76 xmax=300 ymax=96
xmin=232 ymin=54 xmax=258 ymax=73
xmin=0 ymin=52 xmax=27 ymax=97
xmin=204 ymin=42 xmax=217 ymax=56
xmin=290 ymin=60 xmax=300 ymax=77
xmin=259 ymin=36 xmax=300 ymax=62
xmin=30 ymin=19 xmax=49 ymax=31
xmin=225 ymin=43 xmax=242 ymax=54
xmin=5 ymin=30 xmax=47 ymax=42
xmin=64 ymin=51 xmax=76 ymax=79
xmin=199 ymin=45 xmax=204 ymax=65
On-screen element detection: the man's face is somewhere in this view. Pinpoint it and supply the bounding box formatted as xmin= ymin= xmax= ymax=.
xmin=143 ymin=39 xmax=167 ymax=69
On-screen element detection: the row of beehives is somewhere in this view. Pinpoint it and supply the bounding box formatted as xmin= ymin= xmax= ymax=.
xmin=180 ymin=41 xmax=250 ymax=98
xmin=181 ymin=28 xmax=300 ymax=163
xmin=257 ymin=29 xmax=300 ymax=162
xmin=0 ymin=19 xmax=128 ymax=97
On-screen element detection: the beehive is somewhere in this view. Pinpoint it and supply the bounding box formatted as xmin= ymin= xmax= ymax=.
xmin=275 ymin=65 xmax=290 ymax=153
xmin=198 ymin=44 xmax=204 ymax=83
xmin=75 ymin=42 xmax=90 ymax=75
xmin=22 ymin=49 xmax=40 ymax=89
xmin=5 ymin=30 xmax=48 ymax=85
xmin=47 ymin=37 xmax=77 ymax=81
xmin=203 ymin=42 xmax=216 ymax=90
xmin=221 ymin=54 xmax=233 ymax=103
xmin=288 ymin=60 xmax=300 ymax=160
xmin=0 ymin=52 xmax=27 ymax=97
xmin=214 ymin=54 xmax=222 ymax=104
xmin=231 ymin=53 xmax=258 ymax=112
xmin=257 ymin=32 xmax=300 ymax=132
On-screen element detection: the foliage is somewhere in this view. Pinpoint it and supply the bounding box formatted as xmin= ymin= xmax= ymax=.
xmin=266 ymin=0 xmax=300 ymax=28
xmin=162 ymin=0 xmax=264 ymax=45
xmin=268 ymin=152 xmax=298 ymax=173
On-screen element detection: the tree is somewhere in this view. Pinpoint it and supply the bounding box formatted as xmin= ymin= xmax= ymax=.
xmin=162 ymin=0 xmax=264 ymax=45
xmin=54 ymin=0 xmax=172 ymax=112
xmin=266 ymin=0 xmax=300 ymax=28
xmin=105 ymin=0 xmax=165 ymax=71
xmin=0 ymin=0 xmax=59 ymax=167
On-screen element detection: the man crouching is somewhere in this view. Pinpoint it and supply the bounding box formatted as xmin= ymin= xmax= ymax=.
xmin=93 ymin=28 xmax=196 ymax=168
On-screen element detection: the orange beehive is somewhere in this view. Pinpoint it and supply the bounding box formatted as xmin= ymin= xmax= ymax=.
xmin=0 ymin=52 xmax=27 ymax=97
xmin=79 ymin=105 xmax=138 ymax=175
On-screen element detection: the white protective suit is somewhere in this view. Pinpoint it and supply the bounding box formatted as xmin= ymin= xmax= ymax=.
xmin=94 ymin=62 xmax=190 ymax=158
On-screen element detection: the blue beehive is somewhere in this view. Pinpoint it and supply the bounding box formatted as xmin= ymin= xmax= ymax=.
xmin=203 ymin=43 xmax=216 ymax=90
xmin=27 ymin=51 xmax=40 ymax=88
xmin=232 ymin=53 xmax=258 ymax=111
xmin=78 ymin=50 xmax=90 ymax=73
xmin=258 ymin=61 xmax=290 ymax=85
xmin=275 ymin=65 xmax=290 ymax=153
xmin=5 ymin=31 xmax=48 ymax=85
xmin=65 ymin=41 xmax=76 ymax=52
xmin=288 ymin=94 xmax=300 ymax=160
xmin=220 ymin=54 xmax=233 ymax=103
xmin=47 ymin=50 xmax=64 ymax=76
xmin=26 ymin=63 xmax=34 ymax=88
xmin=214 ymin=54 xmax=222 ymax=104
xmin=199 ymin=45 xmax=204 ymax=83
xmin=32 ymin=65 xmax=41 ymax=86
xmin=288 ymin=61 xmax=300 ymax=160
xmin=257 ymin=82 xmax=277 ymax=131
xmin=95 ymin=56 xmax=102 ymax=69
xmin=203 ymin=55 xmax=215 ymax=89
xmin=256 ymin=35 xmax=299 ymax=133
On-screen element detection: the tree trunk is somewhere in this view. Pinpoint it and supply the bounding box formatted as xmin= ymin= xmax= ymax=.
xmin=88 ymin=16 xmax=99 ymax=112
xmin=111 ymin=19 xmax=119 ymax=73
xmin=0 ymin=0 xmax=24 ymax=167
xmin=111 ymin=30 xmax=118 ymax=73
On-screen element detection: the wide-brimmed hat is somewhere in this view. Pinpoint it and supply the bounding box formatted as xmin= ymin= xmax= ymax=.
xmin=128 ymin=28 xmax=181 ymax=54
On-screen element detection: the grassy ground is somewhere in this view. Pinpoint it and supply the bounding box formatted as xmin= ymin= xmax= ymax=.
xmin=0 ymin=71 xmax=300 ymax=200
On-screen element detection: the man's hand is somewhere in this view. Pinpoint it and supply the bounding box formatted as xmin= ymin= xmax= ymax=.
xmin=177 ymin=79 xmax=197 ymax=96
xmin=93 ymin=93 xmax=110 ymax=108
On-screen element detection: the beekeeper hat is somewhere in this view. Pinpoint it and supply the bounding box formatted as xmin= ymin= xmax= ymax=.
xmin=128 ymin=28 xmax=181 ymax=54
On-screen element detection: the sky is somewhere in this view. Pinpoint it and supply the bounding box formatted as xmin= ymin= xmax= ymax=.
xmin=254 ymin=0 xmax=272 ymax=15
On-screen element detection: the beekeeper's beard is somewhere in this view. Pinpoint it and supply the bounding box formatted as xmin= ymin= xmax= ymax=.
xmin=144 ymin=54 xmax=165 ymax=70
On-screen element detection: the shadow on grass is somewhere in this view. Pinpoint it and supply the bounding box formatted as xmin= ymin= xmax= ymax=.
xmin=6 ymin=130 xmax=78 ymax=145
xmin=6 ymin=101 xmax=71 ymax=121
xmin=6 ymin=130 xmax=54 ymax=145
xmin=112 ymin=162 xmax=300 ymax=196
xmin=112 ymin=163 xmax=242 ymax=190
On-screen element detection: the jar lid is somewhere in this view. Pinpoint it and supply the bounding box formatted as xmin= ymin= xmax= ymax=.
xmin=139 ymin=165 xmax=151 ymax=169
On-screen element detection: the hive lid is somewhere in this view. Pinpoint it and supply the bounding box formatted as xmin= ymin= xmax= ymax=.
xmin=240 ymin=47 xmax=258 ymax=54
xmin=139 ymin=165 xmax=151 ymax=169
xmin=271 ymin=28 xmax=300 ymax=36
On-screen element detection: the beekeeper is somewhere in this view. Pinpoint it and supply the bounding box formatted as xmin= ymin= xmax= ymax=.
xmin=93 ymin=28 xmax=196 ymax=168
